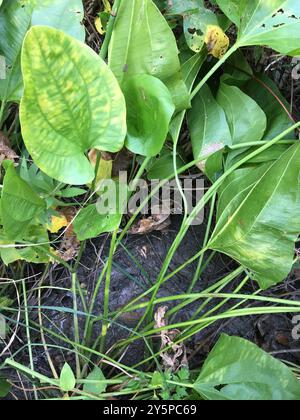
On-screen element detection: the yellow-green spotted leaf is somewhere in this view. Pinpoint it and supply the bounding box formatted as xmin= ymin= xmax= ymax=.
xmin=20 ymin=26 xmax=126 ymax=185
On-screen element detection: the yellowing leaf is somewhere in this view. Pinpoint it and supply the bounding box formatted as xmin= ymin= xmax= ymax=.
xmin=204 ymin=25 xmax=229 ymax=59
xmin=95 ymin=16 xmax=105 ymax=34
xmin=47 ymin=214 xmax=68 ymax=233
xmin=88 ymin=149 xmax=113 ymax=189
xmin=102 ymin=0 xmax=111 ymax=13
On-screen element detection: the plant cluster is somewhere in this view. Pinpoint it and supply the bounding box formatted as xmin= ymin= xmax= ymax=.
xmin=0 ymin=0 xmax=300 ymax=401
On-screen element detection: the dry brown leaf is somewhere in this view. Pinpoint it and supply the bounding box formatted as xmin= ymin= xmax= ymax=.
xmin=56 ymin=207 xmax=80 ymax=261
xmin=130 ymin=205 xmax=171 ymax=235
xmin=154 ymin=306 xmax=188 ymax=372
xmin=0 ymin=131 xmax=18 ymax=165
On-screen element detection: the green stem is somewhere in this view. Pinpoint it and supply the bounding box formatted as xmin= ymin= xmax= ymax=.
xmin=99 ymin=0 xmax=121 ymax=60
xmin=100 ymin=228 xmax=118 ymax=353
xmin=140 ymin=121 xmax=300 ymax=325
xmin=83 ymin=157 xmax=151 ymax=348
xmin=22 ymin=279 xmax=38 ymax=400
xmin=191 ymin=44 xmax=239 ymax=100
xmin=188 ymin=193 xmax=216 ymax=293
xmin=0 ymin=100 xmax=6 ymax=128
xmin=72 ymin=272 xmax=81 ymax=378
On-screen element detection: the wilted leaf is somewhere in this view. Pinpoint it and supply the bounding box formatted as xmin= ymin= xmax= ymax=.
xmin=0 ymin=131 xmax=18 ymax=165
xmin=154 ymin=306 xmax=188 ymax=371
xmin=130 ymin=205 xmax=171 ymax=234
xmin=20 ymin=26 xmax=126 ymax=185
xmin=204 ymin=25 xmax=229 ymax=58
xmin=47 ymin=214 xmax=68 ymax=234
xmin=167 ymin=1 xmax=228 ymax=56
xmin=89 ymin=150 xmax=113 ymax=188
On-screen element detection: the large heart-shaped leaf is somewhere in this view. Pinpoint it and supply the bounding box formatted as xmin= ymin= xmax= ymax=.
xmin=0 ymin=0 xmax=85 ymax=103
xmin=108 ymin=0 xmax=190 ymax=111
xmin=188 ymin=83 xmax=232 ymax=161
xmin=20 ymin=26 xmax=126 ymax=185
xmin=123 ymin=74 xmax=175 ymax=157
xmin=217 ymin=78 xmax=267 ymax=145
xmin=194 ymin=334 xmax=300 ymax=400
xmin=216 ymin=0 xmax=300 ymax=55
xmin=209 ymin=143 xmax=300 ymax=289
xmin=1 ymin=162 xmax=46 ymax=241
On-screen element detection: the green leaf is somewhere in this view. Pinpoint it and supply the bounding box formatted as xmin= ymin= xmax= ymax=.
xmin=188 ymin=84 xmax=232 ymax=161
xmin=0 ymin=0 xmax=85 ymax=103
xmin=31 ymin=0 xmax=85 ymax=41
xmin=0 ymin=0 xmax=32 ymax=102
xmin=209 ymin=143 xmax=300 ymax=289
xmin=147 ymin=146 xmax=186 ymax=179
xmin=123 ymin=75 xmax=175 ymax=157
xmin=167 ymin=1 xmax=218 ymax=53
xmin=243 ymin=73 xmax=294 ymax=140
xmin=169 ymin=51 xmax=206 ymax=142
xmin=0 ymin=225 xmax=50 ymax=265
xmin=58 ymin=187 xmax=87 ymax=198
xmin=60 ymin=363 xmax=76 ymax=393
xmin=73 ymin=204 xmax=122 ymax=241
xmin=216 ymin=0 xmax=300 ymax=56
xmin=20 ymin=26 xmax=126 ymax=185
xmin=194 ymin=334 xmax=300 ymax=400
xmin=1 ymin=162 xmax=46 ymax=241
xmin=217 ymin=78 xmax=267 ymax=145
xmin=108 ymin=0 xmax=190 ymax=111
xmin=73 ymin=181 xmax=127 ymax=240
xmin=0 ymin=378 xmax=11 ymax=398
xmin=83 ymin=367 xmax=107 ymax=396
